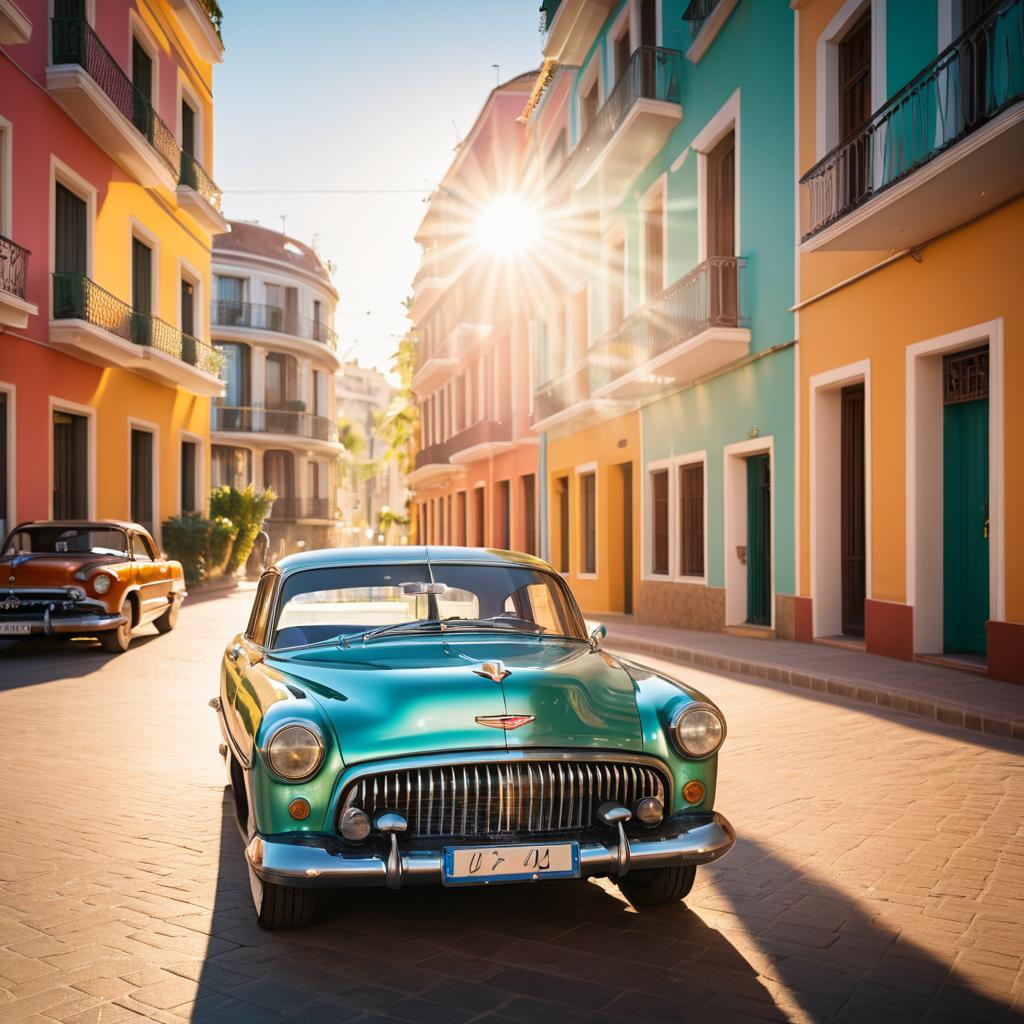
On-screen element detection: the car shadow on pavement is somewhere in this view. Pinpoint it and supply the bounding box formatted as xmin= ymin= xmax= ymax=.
xmin=189 ymin=795 xmax=1021 ymax=1023
xmin=0 ymin=631 xmax=162 ymax=690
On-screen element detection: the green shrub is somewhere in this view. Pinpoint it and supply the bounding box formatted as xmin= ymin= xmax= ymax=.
xmin=209 ymin=484 xmax=275 ymax=574
xmin=162 ymin=513 xmax=239 ymax=586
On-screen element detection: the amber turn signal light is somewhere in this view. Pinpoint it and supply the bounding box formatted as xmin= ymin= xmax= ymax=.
xmin=682 ymin=780 xmax=705 ymax=805
xmin=288 ymin=798 xmax=311 ymax=820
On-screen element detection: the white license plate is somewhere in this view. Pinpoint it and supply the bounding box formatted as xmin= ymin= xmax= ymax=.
xmin=443 ymin=842 xmax=579 ymax=885
xmin=0 ymin=623 xmax=32 ymax=635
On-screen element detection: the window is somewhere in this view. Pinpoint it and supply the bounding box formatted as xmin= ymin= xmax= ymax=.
xmin=312 ymin=369 xmax=324 ymax=416
xmin=474 ymin=486 xmax=486 ymax=547
xmin=0 ymin=391 xmax=7 ymax=538
xmin=181 ymin=98 xmax=196 ymax=157
xmin=607 ymin=233 xmax=625 ymax=327
xmin=53 ymin=183 xmax=87 ymax=315
xmin=522 ymin=474 xmax=537 ymax=555
xmin=52 ymin=410 xmax=88 ymax=518
xmin=642 ymin=186 xmax=665 ymax=302
xmin=456 ymin=491 xmax=467 ymax=545
xmin=131 ymin=236 xmax=153 ymax=344
xmin=651 ymin=468 xmax=669 ymax=575
xmin=181 ymin=440 xmax=197 ymax=513
xmin=496 ymin=480 xmax=510 ymax=550
xmin=180 ymin=276 xmax=196 ymax=341
xmin=264 ymin=450 xmax=294 ymax=501
xmin=130 ymin=428 xmax=154 ymax=535
xmin=580 ymin=471 xmax=596 ymax=574
xmin=216 ymin=274 xmax=245 ymax=324
xmin=131 ymin=38 xmax=153 ymax=140
xmin=217 ymin=342 xmax=250 ymax=409
xmin=211 ymin=445 xmax=251 ymax=489
xmin=679 ymin=462 xmax=705 ymax=577
xmin=556 ymin=475 xmax=570 ymax=572
xmin=246 ymin=573 xmax=277 ymax=646
xmin=132 ymin=530 xmax=158 ymax=562
xmin=612 ymin=17 xmax=632 ymax=83
xmin=265 ymin=352 xmax=298 ymax=407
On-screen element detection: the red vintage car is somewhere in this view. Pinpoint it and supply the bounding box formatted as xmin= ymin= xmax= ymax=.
xmin=0 ymin=520 xmax=186 ymax=653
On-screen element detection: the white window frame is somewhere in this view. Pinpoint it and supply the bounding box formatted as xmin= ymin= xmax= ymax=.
xmin=48 ymin=395 xmax=97 ymax=521
xmin=692 ymin=89 xmax=741 ymax=263
xmin=638 ymin=173 xmax=668 ymax=303
xmin=575 ymin=461 xmax=599 ymax=579
xmin=178 ymin=430 xmax=204 ymax=515
xmin=49 ymin=156 xmax=97 ymax=309
xmin=815 ymin=0 xmax=887 ymax=160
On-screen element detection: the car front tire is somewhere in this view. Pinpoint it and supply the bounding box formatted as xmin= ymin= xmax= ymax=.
xmin=99 ymin=602 xmax=132 ymax=653
xmin=254 ymin=880 xmax=316 ymax=930
xmin=616 ymin=864 xmax=696 ymax=906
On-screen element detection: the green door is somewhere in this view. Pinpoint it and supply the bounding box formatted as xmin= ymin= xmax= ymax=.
xmin=746 ymin=454 xmax=771 ymax=626
xmin=943 ymin=396 xmax=989 ymax=654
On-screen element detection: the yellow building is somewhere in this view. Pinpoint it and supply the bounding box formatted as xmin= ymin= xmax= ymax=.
xmin=793 ymin=0 xmax=1023 ymax=682
xmin=0 ymin=0 xmax=226 ymax=542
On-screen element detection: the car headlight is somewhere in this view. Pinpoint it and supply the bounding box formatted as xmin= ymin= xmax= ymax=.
xmin=92 ymin=573 xmax=113 ymax=595
xmin=670 ymin=703 xmax=726 ymax=759
xmin=267 ymin=723 xmax=324 ymax=781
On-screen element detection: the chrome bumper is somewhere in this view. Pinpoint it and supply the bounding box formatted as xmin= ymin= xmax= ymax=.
xmin=246 ymin=812 xmax=735 ymax=889
xmin=0 ymin=611 xmax=127 ymax=636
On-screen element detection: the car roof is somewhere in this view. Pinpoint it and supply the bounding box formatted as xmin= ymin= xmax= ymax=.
xmin=14 ymin=520 xmax=145 ymax=532
xmin=273 ymin=545 xmax=554 ymax=574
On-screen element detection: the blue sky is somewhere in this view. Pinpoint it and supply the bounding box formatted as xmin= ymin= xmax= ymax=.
xmin=214 ymin=0 xmax=542 ymax=375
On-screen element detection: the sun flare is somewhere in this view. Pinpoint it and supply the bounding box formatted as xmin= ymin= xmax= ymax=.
xmin=474 ymin=195 xmax=541 ymax=258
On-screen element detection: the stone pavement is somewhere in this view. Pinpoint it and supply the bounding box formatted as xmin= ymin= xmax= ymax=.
xmin=0 ymin=589 xmax=1022 ymax=1023
xmin=588 ymin=614 xmax=1024 ymax=743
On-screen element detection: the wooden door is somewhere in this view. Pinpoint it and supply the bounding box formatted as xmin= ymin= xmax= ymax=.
xmin=841 ymin=384 xmax=866 ymax=636
xmin=53 ymin=184 xmax=86 ymax=316
xmin=131 ymin=237 xmax=152 ymax=344
xmin=620 ymin=462 xmax=633 ymax=614
xmin=181 ymin=100 xmax=195 ymax=157
xmin=52 ymin=411 xmax=88 ymax=518
xmin=707 ymin=131 xmax=736 ymax=322
xmin=839 ymin=11 xmax=871 ymax=207
xmin=131 ymin=38 xmax=153 ymax=139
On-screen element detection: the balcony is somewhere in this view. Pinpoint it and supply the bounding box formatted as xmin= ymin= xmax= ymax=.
xmin=589 ymin=256 xmax=750 ymax=400
xmin=570 ymin=46 xmax=682 ymax=208
xmin=178 ymin=150 xmax=228 ymax=235
xmin=48 ymin=273 xmax=224 ymax=396
xmin=0 ymin=0 xmax=31 ymax=44
xmin=682 ymin=0 xmax=740 ymax=64
xmin=800 ymin=0 xmax=1024 ymax=251
xmin=531 ymin=360 xmax=613 ymax=431
xmin=408 ymin=256 xmax=450 ymax=321
xmin=448 ymin=417 xmax=514 ymax=464
xmin=541 ymin=0 xmax=614 ymax=63
xmin=166 ymin=0 xmax=224 ymax=64
xmin=211 ymin=404 xmax=340 ymax=449
xmin=0 ymin=235 xmax=38 ymax=329
xmin=268 ymin=496 xmax=337 ymax=522
xmin=47 ymin=17 xmax=180 ymax=192
xmin=411 ymin=321 xmax=492 ymax=394
xmin=211 ymin=300 xmax=339 ymax=356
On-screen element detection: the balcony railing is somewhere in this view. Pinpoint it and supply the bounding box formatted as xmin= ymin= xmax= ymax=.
xmin=0 ymin=235 xmax=30 ymax=300
xmin=414 ymin=417 xmax=511 ymax=470
xmin=197 ymin=0 xmax=223 ymax=38
xmin=801 ymin=0 xmax=1024 ymax=240
xmin=52 ymin=17 xmax=180 ymax=177
xmin=533 ymin=361 xmax=591 ymax=424
xmin=268 ymin=496 xmax=336 ymax=522
xmin=179 ymin=149 xmax=223 ymax=211
xmin=211 ymin=300 xmax=338 ymax=350
xmin=52 ymin=273 xmax=224 ymax=375
xmin=571 ymin=46 xmax=682 ymax=171
xmin=539 ymin=0 xmax=562 ymax=32
xmin=211 ymin=403 xmax=339 ymax=443
xmin=588 ymin=256 xmax=748 ymax=391
xmin=682 ymin=0 xmax=722 ymax=28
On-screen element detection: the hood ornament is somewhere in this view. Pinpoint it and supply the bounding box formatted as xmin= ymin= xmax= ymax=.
xmin=473 ymin=660 xmax=510 ymax=683
xmin=475 ymin=714 xmax=535 ymax=730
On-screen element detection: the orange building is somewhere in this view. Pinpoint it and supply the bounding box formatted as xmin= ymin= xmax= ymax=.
xmin=793 ymin=0 xmax=1023 ymax=681
xmin=0 ymin=0 xmax=226 ymax=543
xmin=407 ymin=72 xmax=541 ymax=554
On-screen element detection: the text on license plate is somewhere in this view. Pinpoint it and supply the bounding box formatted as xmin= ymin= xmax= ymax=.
xmin=0 ymin=623 xmax=31 ymax=635
xmin=443 ymin=843 xmax=579 ymax=885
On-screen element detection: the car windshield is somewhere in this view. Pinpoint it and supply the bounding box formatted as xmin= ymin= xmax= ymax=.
xmin=2 ymin=526 xmax=130 ymax=558
xmin=271 ymin=562 xmax=586 ymax=649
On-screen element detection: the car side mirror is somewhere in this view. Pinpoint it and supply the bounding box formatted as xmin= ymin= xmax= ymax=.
xmin=589 ymin=623 xmax=607 ymax=651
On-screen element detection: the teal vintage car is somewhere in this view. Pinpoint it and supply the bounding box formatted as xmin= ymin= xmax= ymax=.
xmin=213 ymin=546 xmax=735 ymax=929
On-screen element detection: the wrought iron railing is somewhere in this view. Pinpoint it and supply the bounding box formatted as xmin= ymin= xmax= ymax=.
xmin=197 ymin=0 xmax=223 ymax=38
xmin=588 ymin=256 xmax=748 ymax=392
xmin=211 ymin=299 xmax=338 ymax=349
xmin=267 ymin=496 xmax=336 ymax=521
xmin=52 ymin=273 xmax=224 ymax=375
xmin=539 ymin=0 xmax=562 ymax=33
xmin=179 ymin=149 xmax=223 ymax=210
xmin=801 ymin=0 xmax=1024 ymax=240
xmin=571 ymin=46 xmax=682 ymax=171
xmin=414 ymin=417 xmax=511 ymax=470
xmin=0 ymin=235 xmax=30 ymax=300
xmin=682 ymin=0 xmax=722 ymax=28
xmin=533 ymin=361 xmax=591 ymax=424
xmin=211 ymin=403 xmax=339 ymax=443
xmin=51 ymin=17 xmax=180 ymax=177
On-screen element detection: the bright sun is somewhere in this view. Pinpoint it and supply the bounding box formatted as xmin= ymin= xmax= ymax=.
xmin=475 ymin=196 xmax=541 ymax=258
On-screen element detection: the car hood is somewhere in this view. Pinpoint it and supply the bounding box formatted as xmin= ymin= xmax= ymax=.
xmin=265 ymin=634 xmax=643 ymax=767
xmin=0 ymin=553 xmax=124 ymax=585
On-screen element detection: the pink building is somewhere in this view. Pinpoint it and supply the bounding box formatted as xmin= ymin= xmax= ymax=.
xmin=407 ymin=71 xmax=540 ymax=553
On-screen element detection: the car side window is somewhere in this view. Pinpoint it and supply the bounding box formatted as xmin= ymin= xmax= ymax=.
xmin=246 ymin=575 xmax=276 ymax=646
xmin=132 ymin=534 xmax=153 ymax=562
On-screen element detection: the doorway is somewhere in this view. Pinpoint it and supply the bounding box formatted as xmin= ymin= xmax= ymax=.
xmin=841 ymin=383 xmax=866 ymax=636
xmin=706 ymin=129 xmax=736 ymax=322
xmin=53 ymin=410 xmax=88 ymax=518
xmin=130 ymin=428 xmax=154 ymax=535
xmin=618 ymin=462 xmax=633 ymax=614
xmin=746 ymin=454 xmax=771 ymax=626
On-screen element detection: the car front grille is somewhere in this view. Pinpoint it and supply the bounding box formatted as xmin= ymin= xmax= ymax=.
xmin=0 ymin=589 xmax=95 ymax=617
xmin=339 ymin=756 xmax=669 ymax=839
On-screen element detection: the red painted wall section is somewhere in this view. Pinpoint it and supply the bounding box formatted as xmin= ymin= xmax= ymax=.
xmin=987 ymin=621 xmax=1024 ymax=685
xmin=864 ymin=599 xmax=914 ymax=662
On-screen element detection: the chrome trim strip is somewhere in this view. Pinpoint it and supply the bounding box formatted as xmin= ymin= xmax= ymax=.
xmin=0 ymin=612 xmax=127 ymax=635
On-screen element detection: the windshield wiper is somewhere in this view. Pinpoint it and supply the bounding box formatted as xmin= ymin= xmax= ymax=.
xmin=344 ymin=619 xmax=448 ymax=647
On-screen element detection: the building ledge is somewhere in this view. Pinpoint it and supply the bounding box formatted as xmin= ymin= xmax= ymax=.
xmin=685 ymin=0 xmax=740 ymax=64
xmin=0 ymin=0 xmax=32 ymax=44
xmin=0 ymin=291 xmax=38 ymax=330
xmin=210 ymin=322 xmax=341 ymax=369
xmin=411 ymin=355 xmax=458 ymax=394
xmin=176 ymin=184 xmax=230 ymax=235
xmin=449 ymin=441 xmax=517 ymax=465
xmin=406 ymin=462 xmax=466 ymax=490
xmin=530 ymin=398 xmax=619 ymax=434
xmin=166 ymin=0 xmax=224 ymax=64
xmin=210 ymin=428 xmax=343 ymax=455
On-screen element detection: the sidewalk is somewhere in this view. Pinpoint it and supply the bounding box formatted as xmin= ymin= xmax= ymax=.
xmin=588 ymin=613 xmax=1024 ymax=742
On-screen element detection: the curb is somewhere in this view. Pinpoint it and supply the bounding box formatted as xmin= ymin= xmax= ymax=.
xmin=605 ymin=634 xmax=1024 ymax=744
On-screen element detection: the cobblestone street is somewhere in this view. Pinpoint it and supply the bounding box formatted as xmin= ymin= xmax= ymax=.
xmin=0 ymin=589 xmax=1022 ymax=1024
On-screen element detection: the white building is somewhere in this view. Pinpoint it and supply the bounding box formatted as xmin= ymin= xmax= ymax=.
xmin=211 ymin=221 xmax=344 ymax=556
xmin=335 ymin=360 xmax=408 ymax=545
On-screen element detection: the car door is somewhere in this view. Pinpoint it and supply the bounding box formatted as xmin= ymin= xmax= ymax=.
xmin=132 ymin=530 xmax=172 ymax=622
